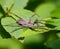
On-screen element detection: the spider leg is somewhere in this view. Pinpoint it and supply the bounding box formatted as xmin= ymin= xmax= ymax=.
xmin=34 ymin=19 xmax=45 ymax=24
xmin=28 ymin=12 xmax=46 ymax=24
xmin=10 ymin=12 xmax=22 ymax=19
xmin=28 ymin=13 xmax=38 ymax=23
xmin=6 ymin=4 xmax=22 ymax=20
xmin=33 ymin=19 xmax=48 ymax=30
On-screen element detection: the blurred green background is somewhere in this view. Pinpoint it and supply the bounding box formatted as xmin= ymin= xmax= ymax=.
xmin=0 ymin=0 xmax=60 ymax=49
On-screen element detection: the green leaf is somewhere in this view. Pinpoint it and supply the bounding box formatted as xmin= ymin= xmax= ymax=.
xmin=45 ymin=0 xmax=58 ymax=2
xmin=35 ymin=2 xmax=56 ymax=19
xmin=10 ymin=9 xmax=39 ymax=22
xmin=51 ymin=19 xmax=60 ymax=30
xmin=1 ymin=16 xmax=24 ymax=38
xmin=24 ymin=34 xmax=47 ymax=49
xmin=1 ymin=9 xmax=38 ymax=38
xmin=45 ymin=18 xmax=60 ymax=30
xmin=0 ymin=38 xmax=24 ymax=49
xmin=56 ymin=0 xmax=60 ymax=7
xmin=51 ymin=7 xmax=60 ymax=18
xmin=0 ymin=0 xmax=14 ymax=12
xmin=19 ymin=29 xmax=47 ymax=37
xmin=11 ymin=0 xmax=29 ymax=11
xmin=1 ymin=9 xmax=48 ymax=38
xmin=0 ymin=0 xmax=29 ymax=12
xmin=0 ymin=35 xmax=2 ymax=39
xmin=0 ymin=0 xmax=6 ymax=5
xmin=0 ymin=18 xmax=11 ymax=38
xmin=0 ymin=5 xmax=5 ymax=18
xmin=24 ymin=34 xmax=46 ymax=45
xmin=57 ymin=32 xmax=60 ymax=37
xmin=45 ymin=39 xmax=60 ymax=49
xmin=10 ymin=9 xmax=33 ymax=21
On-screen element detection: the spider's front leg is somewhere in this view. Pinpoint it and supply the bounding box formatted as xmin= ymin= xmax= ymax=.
xmin=28 ymin=12 xmax=47 ymax=27
xmin=34 ymin=18 xmax=46 ymax=24
xmin=33 ymin=19 xmax=41 ymax=27
xmin=33 ymin=19 xmax=49 ymax=30
xmin=28 ymin=13 xmax=38 ymax=23
xmin=28 ymin=12 xmax=45 ymax=24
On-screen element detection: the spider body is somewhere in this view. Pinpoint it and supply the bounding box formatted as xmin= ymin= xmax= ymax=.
xmin=16 ymin=18 xmax=39 ymax=29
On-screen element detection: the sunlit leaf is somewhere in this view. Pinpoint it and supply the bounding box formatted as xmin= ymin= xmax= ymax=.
xmin=1 ymin=9 xmax=49 ymax=38
xmin=10 ymin=9 xmax=39 ymax=22
xmin=11 ymin=0 xmax=29 ymax=11
xmin=1 ymin=16 xmax=24 ymax=38
xmin=1 ymin=9 xmax=39 ymax=38
xmin=35 ymin=2 xmax=56 ymax=19
xmin=19 ymin=29 xmax=47 ymax=37
xmin=0 ymin=0 xmax=6 ymax=5
xmin=0 ymin=0 xmax=29 ymax=12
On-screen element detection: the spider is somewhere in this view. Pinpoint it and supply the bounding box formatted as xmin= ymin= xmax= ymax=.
xmin=2 ymin=4 xmax=48 ymax=33
xmin=3 ymin=12 xmax=48 ymax=33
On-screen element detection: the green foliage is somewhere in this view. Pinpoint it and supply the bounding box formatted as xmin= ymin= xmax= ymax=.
xmin=0 ymin=38 xmax=24 ymax=49
xmin=51 ymin=7 xmax=60 ymax=18
xmin=45 ymin=38 xmax=60 ymax=49
xmin=35 ymin=2 xmax=56 ymax=19
xmin=24 ymin=34 xmax=45 ymax=44
xmin=0 ymin=0 xmax=60 ymax=49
